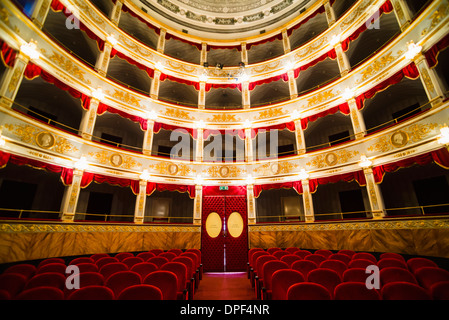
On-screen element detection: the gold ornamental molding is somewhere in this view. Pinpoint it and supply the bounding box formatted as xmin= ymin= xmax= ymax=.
xmin=249 ymin=218 xmax=449 ymax=232
xmin=306 ymin=149 xmax=360 ymax=169
xmin=87 ymin=150 xmax=142 ymax=170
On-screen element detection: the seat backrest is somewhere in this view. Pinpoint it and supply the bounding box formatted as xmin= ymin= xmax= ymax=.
xmin=67 ymin=285 xmax=114 ymax=300
xmin=105 ymin=271 xmax=142 ymax=297
xmin=280 ymin=254 xmax=302 ymax=267
xmin=248 ymin=248 xmax=264 ymax=262
xmin=319 ymin=260 xmax=348 ymax=278
xmin=172 ymin=257 xmax=194 ymax=278
xmin=95 ymin=257 xmax=119 ymax=269
xmin=255 ymin=255 xmax=277 ymax=278
xmin=185 ymin=249 xmax=201 ymax=263
xmin=159 ymin=252 xmax=177 ymax=262
xmin=76 ymin=271 xmax=105 ymax=288
xmin=36 ymin=263 xmax=67 ymax=275
xmin=378 ymin=258 xmax=408 ymax=270
xmin=294 ymin=250 xmax=312 ymax=259
xmin=304 ymin=254 xmax=327 ymax=265
xmin=143 ymin=270 xmax=178 ymax=300
xmin=0 ymin=273 xmax=27 ymax=298
xmin=148 ymin=249 xmax=164 ymax=256
xmin=415 ymin=267 xmax=449 ymax=290
xmin=136 ymin=252 xmax=156 ymax=261
xmin=160 ymin=262 xmax=188 ymax=291
xmin=15 ymin=286 xmax=64 ymax=300
xmin=4 ymin=264 xmax=36 ymax=280
xmin=271 ymin=269 xmax=305 ymax=300
xmin=74 ymin=263 xmax=99 ymax=273
xmin=307 ymin=268 xmax=342 ymax=298
xmin=348 ymin=259 xmax=375 ymax=269
xmin=334 ymin=282 xmax=381 ymax=300
xmin=130 ymin=262 xmax=159 ymax=280
xmin=261 ymin=260 xmax=289 ymax=290
xmin=314 ymin=250 xmax=333 ymax=258
xmin=381 ymin=281 xmax=431 ymax=300
xmin=267 ymin=248 xmax=281 ymax=255
xmin=328 ymin=253 xmax=351 ymax=265
xmin=250 ymin=251 xmax=269 ymax=267
xmin=273 ymin=251 xmax=290 ymax=260
xmin=379 ymin=252 xmax=405 ymax=262
xmin=291 ymin=260 xmax=318 ymax=280
xmin=25 ymin=272 xmax=66 ymax=290
xmin=37 ymin=258 xmax=65 ymax=269
xmin=380 ymin=267 xmax=418 ymax=286
xmin=118 ymin=284 xmax=163 ymax=300
xmin=90 ymin=253 xmax=110 ymax=262
xmin=69 ymin=257 xmax=94 ymax=265
xmin=147 ymin=257 xmax=169 ymax=268
xmin=122 ymin=257 xmax=145 ymax=269
xmin=180 ymin=252 xmax=199 ymax=268
xmin=430 ymin=281 xmax=449 ymax=300
xmin=114 ymin=252 xmax=134 ymax=261
xmin=99 ymin=262 xmax=129 ymax=281
xmin=342 ymin=268 xmax=369 ymax=283
xmin=287 ymin=282 xmax=332 ymax=300
xmin=352 ymin=253 xmax=377 ymax=263
xmin=168 ymin=249 xmax=184 ymax=256
xmin=284 ymin=247 xmax=300 ymax=254
xmin=407 ymin=257 xmax=438 ymax=274
xmin=337 ymin=250 xmax=356 ymax=258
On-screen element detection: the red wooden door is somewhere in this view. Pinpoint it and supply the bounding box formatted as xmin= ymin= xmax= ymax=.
xmin=201 ymin=194 xmax=248 ymax=272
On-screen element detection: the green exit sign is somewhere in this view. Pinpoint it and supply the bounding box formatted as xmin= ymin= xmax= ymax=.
xmin=219 ymin=186 xmax=229 ymax=191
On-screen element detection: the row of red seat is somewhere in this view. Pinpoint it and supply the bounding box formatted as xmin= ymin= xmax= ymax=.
xmin=0 ymin=249 xmax=202 ymax=300
xmin=248 ymin=248 xmax=449 ymax=300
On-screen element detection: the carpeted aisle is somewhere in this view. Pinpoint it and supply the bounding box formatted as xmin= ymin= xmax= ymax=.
xmin=194 ymin=272 xmax=257 ymax=300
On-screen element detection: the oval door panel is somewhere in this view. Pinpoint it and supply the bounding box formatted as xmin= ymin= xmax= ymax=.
xmin=227 ymin=212 xmax=244 ymax=238
xmin=205 ymin=212 xmax=222 ymax=238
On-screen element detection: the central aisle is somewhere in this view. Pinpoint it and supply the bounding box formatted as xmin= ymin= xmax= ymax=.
xmin=194 ymin=272 xmax=257 ymax=300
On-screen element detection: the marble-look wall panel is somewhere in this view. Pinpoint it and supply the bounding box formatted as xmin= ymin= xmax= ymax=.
xmin=0 ymin=223 xmax=201 ymax=264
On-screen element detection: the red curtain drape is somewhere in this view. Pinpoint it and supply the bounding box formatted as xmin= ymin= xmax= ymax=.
xmin=312 ymin=170 xmax=367 ymax=189
xmin=203 ymin=128 xmax=246 ymax=140
xmin=425 ymin=33 xmax=449 ymax=68
xmin=110 ymin=48 xmax=154 ymax=78
xmin=293 ymin=49 xmax=337 ymax=78
xmin=121 ymin=4 xmax=160 ymax=35
xmin=145 ymin=182 xmax=195 ymax=198
xmin=50 ymin=0 xmax=105 ymax=51
xmin=248 ymin=73 xmax=289 ymax=91
xmin=24 ymin=63 xmax=91 ymax=110
xmin=341 ymin=0 xmax=394 ymax=52
xmin=207 ymin=44 xmax=241 ymax=51
xmin=153 ymin=122 xmax=197 ymax=139
xmin=253 ymin=181 xmax=303 ymax=198
xmin=80 ymin=172 xmax=140 ymax=194
xmin=159 ymin=73 xmax=200 ymax=90
xmin=246 ymin=33 xmax=283 ymax=50
xmin=205 ymin=83 xmax=242 ymax=92
xmin=251 ymin=122 xmax=296 ymax=138
xmin=202 ymin=185 xmax=247 ymax=196
xmin=355 ymin=62 xmax=420 ymax=110
xmin=97 ymin=102 xmax=148 ymax=130
xmin=372 ymin=148 xmax=449 ymax=183
xmin=0 ymin=40 xmax=16 ymax=67
xmin=301 ymin=102 xmax=350 ymax=130
xmin=287 ymin=5 xmax=326 ymax=36
xmin=165 ymin=33 xmax=202 ymax=51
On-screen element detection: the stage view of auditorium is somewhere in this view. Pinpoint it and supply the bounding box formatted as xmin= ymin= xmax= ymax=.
xmin=0 ymin=0 xmax=448 ymax=300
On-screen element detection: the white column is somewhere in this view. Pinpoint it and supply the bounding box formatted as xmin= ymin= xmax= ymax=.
xmin=95 ymin=41 xmax=114 ymax=77
xmin=334 ymin=43 xmax=351 ymax=76
xmin=200 ymin=43 xmax=208 ymax=66
xmin=348 ymin=98 xmax=367 ymax=139
xmin=196 ymin=128 xmax=204 ymax=162
xmin=0 ymin=50 xmax=29 ymax=109
xmin=157 ymin=29 xmax=167 ymax=53
xmin=294 ymin=119 xmax=306 ymax=154
xmin=247 ymin=184 xmax=256 ymax=224
xmin=363 ymin=167 xmax=386 ymax=219
xmin=142 ymin=119 xmax=155 ymax=155
xmin=414 ymin=53 xmax=445 ymax=107
xmin=242 ymin=81 xmax=250 ymax=109
xmin=301 ymin=179 xmax=315 ymax=222
xmin=245 ymin=128 xmax=254 ymax=162
xmin=31 ymin=0 xmax=52 ymax=29
xmin=390 ymin=0 xmax=413 ymax=31
xmin=109 ymin=0 xmax=123 ymax=25
xmin=282 ymin=29 xmax=291 ymax=54
xmin=198 ymin=81 xmax=206 ymax=109
xmin=241 ymin=43 xmax=248 ymax=65
xmin=150 ymin=70 xmax=161 ymax=99
xmin=193 ymin=185 xmax=202 ymax=225
xmin=78 ymin=97 xmax=99 ymax=140
xmin=287 ymin=70 xmax=298 ymax=99
xmin=60 ymin=169 xmax=83 ymax=221
xmin=324 ymin=0 xmax=336 ymax=26
xmin=134 ymin=180 xmax=148 ymax=223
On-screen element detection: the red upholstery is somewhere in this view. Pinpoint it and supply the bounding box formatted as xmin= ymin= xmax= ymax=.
xmin=291 ymin=260 xmax=318 ymax=280
xmin=95 ymin=257 xmax=119 ymax=269
xmin=90 ymin=253 xmax=110 ymax=261
xmin=254 ymin=255 xmax=277 ymax=281
xmin=15 ymin=286 xmax=64 ymax=300
xmin=430 ymin=281 xmax=449 ymax=300
xmin=334 ymin=282 xmax=381 ymax=300
xmin=352 ymin=253 xmax=377 ymax=263
xmin=168 ymin=249 xmax=184 ymax=256
xmin=294 ymin=250 xmax=312 ymax=259
xmin=378 ymin=258 xmax=408 ymax=270
xmin=342 ymin=268 xmax=369 ymax=283
xmin=407 ymin=257 xmax=438 ymax=274
xmin=273 ymin=251 xmax=290 ymax=260
xmin=267 ymin=248 xmax=281 ymax=255
xmin=105 ymin=271 xmax=142 ymax=297
xmin=122 ymin=257 xmax=144 ymax=268
xmin=348 ymin=259 xmax=375 ymax=269
xmin=159 ymin=252 xmax=177 ymax=262
xmin=328 ymin=253 xmax=351 ymax=265
xmin=285 ymin=247 xmax=299 ymax=254
xmin=37 ymin=258 xmax=65 ymax=268
xmin=161 ymin=262 xmax=189 ymax=300
xmin=314 ymin=250 xmax=333 ymax=258
xmin=308 ymin=268 xmax=342 ymax=298
xmin=415 ymin=267 xmax=449 ymax=290
xmin=304 ymin=254 xmax=327 ymax=265
xmin=74 ymin=263 xmax=99 ymax=273
xmin=69 ymin=257 xmax=94 ymax=265
xmin=251 ymin=251 xmax=269 ymax=267
xmin=67 ymin=285 xmax=114 ymax=300
xmin=0 ymin=290 xmax=10 ymax=300
xmin=99 ymin=262 xmax=129 ymax=281
xmin=379 ymin=252 xmax=406 ymax=262
xmin=337 ymin=250 xmax=356 ymax=258
xmin=271 ymin=269 xmax=305 ymax=300
xmin=114 ymin=252 xmax=134 ymax=261
xmin=147 ymin=257 xmax=169 ymax=268
xmin=36 ymin=263 xmax=66 ymax=275
xmin=280 ymin=254 xmax=302 ymax=267
xmin=287 ymin=282 xmax=332 ymax=300
xmin=172 ymin=257 xmax=195 ymax=297
xmin=143 ymin=271 xmax=178 ymax=300
xmin=319 ymin=260 xmax=348 ymax=278
xmin=381 ymin=282 xmax=431 ymax=300
xmin=4 ymin=264 xmax=36 ymax=280
xmin=75 ymin=271 xmax=104 ymax=287
xmin=0 ymin=273 xmax=27 ymax=298
xmin=118 ymin=284 xmax=163 ymax=300
xmin=136 ymin=252 xmax=156 ymax=261
xmin=130 ymin=262 xmax=159 ymax=280
xmin=149 ymin=249 xmax=164 ymax=256
xmin=261 ymin=260 xmax=289 ymax=299
xmin=25 ymin=272 xmax=66 ymax=290
xmin=380 ymin=267 xmax=418 ymax=286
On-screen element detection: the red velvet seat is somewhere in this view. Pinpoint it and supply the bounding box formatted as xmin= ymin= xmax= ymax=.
xmin=149 ymin=249 xmax=164 ymax=256
xmin=73 ymin=263 xmax=99 ymax=273
xmin=305 ymin=254 xmax=327 ymax=265
xmin=271 ymin=269 xmax=305 ymax=300
xmin=280 ymin=254 xmax=302 ymax=267
xmin=430 ymin=281 xmax=449 ymax=300
xmin=159 ymin=252 xmax=177 ymax=262
xmin=328 ymin=253 xmax=351 ymax=265
xmin=105 ymin=271 xmax=142 ymax=297
xmin=380 ymin=252 xmax=406 ymax=262
xmin=180 ymin=252 xmax=200 ymax=281
xmin=4 ymin=264 xmax=36 ymax=280
xmin=114 ymin=252 xmax=134 ymax=261
xmin=90 ymin=253 xmax=110 ymax=262
xmin=415 ymin=267 xmax=449 ymax=290
xmin=254 ymin=255 xmax=277 ymax=297
xmin=25 ymin=272 xmax=66 ymax=290
xmin=267 ymin=248 xmax=281 ymax=255
xmin=342 ymin=268 xmax=369 ymax=283
xmin=378 ymin=258 xmax=408 ymax=270
xmin=285 ymin=247 xmax=299 ymax=254
xmin=69 ymin=257 xmax=94 ymax=265
xmin=334 ymin=282 xmax=381 ymax=300
xmin=407 ymin=257 xmax=438 ymax=274
xmin=319 ymin=260 xmax=348 ymax=278
xmin=63 ymin=271 xmax=105 ymax=297
xmin=122 ymin=257 xmax=144 ymax=269
xmin=249 ymin=251 xmax=269 ymax=286
xmin=160 ymin=262 xmax=189 ymax=300
xmin=308 ymin=268 xmax=342 ymax=298
xmin=0 ymin=290 xmax=10 ymax=300
xmin=273 ymin=251 xmax=290 ymax=260
xmin=99 ymin=262 xmax=129 ymax=281
xmin=260 ymin=260 xmax=289 ymax=300
xmin=294 ymin=250 xmax=312 ymax=259
xmin=118 ymin=284 xmax=163 ymax=300
xmin=381 ymin=282 xmax=431 ymax=300
xmin=15 ymin=286 xmax=64 ymax=300
xmin=337 ymin=250 xmax=356 ymax=258
xmin=0 ymin=273 xmax=27 ymax=298
xmin=172 ymin=257 xmax=195 ymax=298
xmin=136 ymin=252 xmax=156 ymax=261
xmin=380 ymin=267 xmax=418 ymax=286
xmin=287 ymin=282 xmax=332 ymax=300
xmin=352 ymin=252 xmax=377 ymax=264
xmin=147 ymin=256 xmax=169 ymax=269
xmin=130 ymin=262 xmax=159 ymax=280
xmin=314 ymin=249 xmax=333 ymax=258
xmin=37 ymin=258 xmax=65 ymax=268
xmin=291 ymin=260 xmax=318 ymax=280
xmin=67 ymin=285 xmax=114 ymax=300
xmin=36 ymin=263 xmax=66 ymax=275
xmin=348 ymin=259 xmax=375 ymax=269
xmin=143 ymin=270 xmax=178 ymax=300
xmin=95 ymin=257 xmax=119 ymax=269
xmin=185 ymin=249 xmax=203 ymax=279
xmin=168 ymin=249 xmax=184 ymax=256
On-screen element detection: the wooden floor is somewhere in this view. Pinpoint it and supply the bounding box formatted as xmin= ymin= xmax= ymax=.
xmin=194 ymin=272 xmax=257 ymax=300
